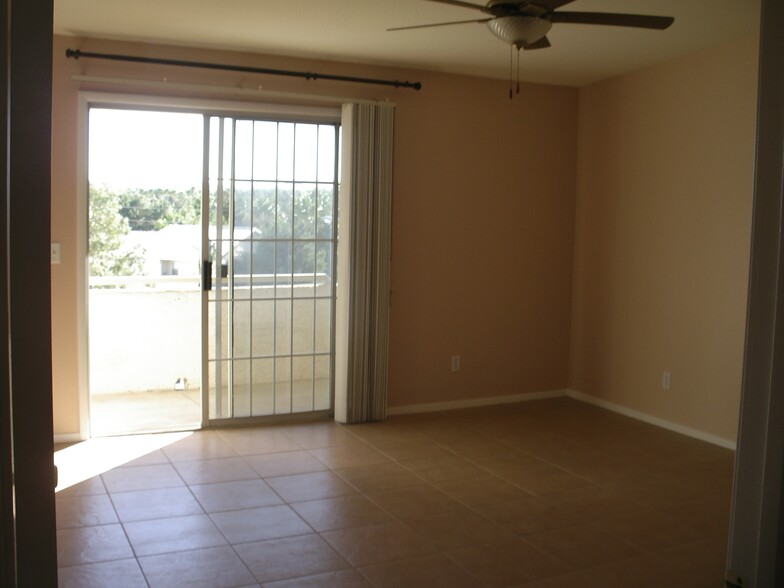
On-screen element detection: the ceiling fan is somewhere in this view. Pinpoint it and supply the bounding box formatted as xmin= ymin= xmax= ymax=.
xmin=389 ymin=0 xmax=674 ymax=51
xmin=389 ymin=1 xmax=674 ymax=95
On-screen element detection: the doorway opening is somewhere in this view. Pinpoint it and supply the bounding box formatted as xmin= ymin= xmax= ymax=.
xmin=87 ymin=107 xmax=204 ymax=436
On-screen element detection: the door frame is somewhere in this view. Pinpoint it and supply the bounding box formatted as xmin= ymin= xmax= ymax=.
xmin=203 ymin=114 xmax=341 ymax=426
xmin=76 ymin=91 xmax=340 ymax=438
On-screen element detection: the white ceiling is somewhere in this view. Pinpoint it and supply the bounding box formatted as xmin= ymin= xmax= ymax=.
xmin=54 ymin=0 xmax=761 ymax=87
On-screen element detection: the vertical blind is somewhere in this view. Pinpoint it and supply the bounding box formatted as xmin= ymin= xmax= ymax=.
xmin=335 ymin=103 xmax=394 ymax=423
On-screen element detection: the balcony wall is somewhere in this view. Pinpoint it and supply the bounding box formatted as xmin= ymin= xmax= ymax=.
xmin=89 ymin=275 xmax=331 ymax=395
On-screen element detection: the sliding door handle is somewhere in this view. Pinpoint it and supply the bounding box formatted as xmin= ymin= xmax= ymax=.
xmin=203 ymin=260 xmax=212 ymax=291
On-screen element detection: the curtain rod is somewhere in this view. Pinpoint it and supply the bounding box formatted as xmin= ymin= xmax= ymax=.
xmin=65 ymin=49 xmax=422 ymax=91
xmin=71 ymin=75 xmax=392 ymax=106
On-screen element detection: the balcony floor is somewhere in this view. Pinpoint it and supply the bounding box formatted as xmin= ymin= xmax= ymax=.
xmin=90 ymin=390 xmax=201 ymax=437
xmin=90 ymin=382 xmax=332 ymax=437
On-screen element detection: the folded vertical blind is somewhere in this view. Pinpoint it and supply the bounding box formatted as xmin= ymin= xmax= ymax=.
xmin=335 ymin=103 xmax=394 ymax=423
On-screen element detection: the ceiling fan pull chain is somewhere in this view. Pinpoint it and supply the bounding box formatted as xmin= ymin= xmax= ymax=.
xmin=516 ymin=46 xmax=521 ymax=95
xmin=508 ymin=44 xmax=513 ymax=100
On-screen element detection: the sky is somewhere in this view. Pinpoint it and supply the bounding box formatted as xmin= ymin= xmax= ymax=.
xmin=88 ymin=108 xmax=337 ymax=191
xmin=89 ymin=108 xmax=204 ymax=191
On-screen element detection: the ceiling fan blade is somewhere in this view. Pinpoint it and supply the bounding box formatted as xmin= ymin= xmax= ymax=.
xmin=423 ymin=0 xmax=491 ymax=14
xmin=524 ymin=35 xmax=551 ymax=50
xmin=387 ymin=17 xmax=492 ymax=32
xmin=525 ymin=0 xmax=578 ymax=11
xmin=548 ymin=11 xmax=674 ymax=30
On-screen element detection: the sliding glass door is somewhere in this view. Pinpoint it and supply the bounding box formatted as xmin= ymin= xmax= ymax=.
xmin=205 ymin=116 xmax=339 ymax=422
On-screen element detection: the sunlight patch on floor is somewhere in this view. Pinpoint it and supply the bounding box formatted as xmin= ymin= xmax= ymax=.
xmin=54 ymin=431 xmax=193 ymax=492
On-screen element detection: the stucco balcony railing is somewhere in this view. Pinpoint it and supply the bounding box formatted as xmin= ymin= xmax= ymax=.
xmin=88 ymin=273 xmax=332 ymax=396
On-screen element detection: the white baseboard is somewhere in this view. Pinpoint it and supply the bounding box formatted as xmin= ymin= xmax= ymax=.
xmin=387 ymin=388 xmax=736 ymax=451
xmin=53 ymin=433 xmax=84 ymax=445
xmin=566 ymin=389 xmax=737 ymax=451
xmin=387 ymin=389 xmax=567 ymax=416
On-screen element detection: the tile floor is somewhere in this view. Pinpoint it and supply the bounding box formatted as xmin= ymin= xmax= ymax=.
xmin=55 ymin=397 xmax=734 ymax=587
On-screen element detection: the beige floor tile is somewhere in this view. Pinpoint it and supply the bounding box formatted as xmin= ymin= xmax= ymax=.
xmin=235 ymin=533 xmax=349 ymax=583
xmin=321 ymin=521 xmax=438 ymax=567
xmin=190 ymin=478 xmax=283 ymax=512
xmin=57 ymin=524 xmax=134 ymax=567
xmin=572 ymin=553 xmax=709 ymax=588
xmin=124 ymin=513 xmax=227 ymax=556
xmin=282 ymin=422 xmax=360 ymax=449
xmin=291 ymin=495 xmax=394 ymax=532
xmin=138 ymin=545 xmax=257 ymax=588
xmin=524 ymin=522 xmax=645 ymax=569
xmin=262 ymin=568 xmax=373 ymax=587
xmin=55 ymin=476 xmax=107 ymax=498
xmin=404 ymin=507 xmax=517 ymax=550
xmin=434 ymin=474 xmax=531 ymax=507
xmin=162 ymin=432 xmax=239 ymax=462
xmin=334 ymin=462 xmax=423 ymax=493
xmin=510 ymin=437 xmax=591 ymax=467
xmin=493 ymin=431 xmax=570 ymax=455
xmin=265 ymin=471 xmax=358 ymax=503
xmin=114 ymin=449 xmax=171 ymax=468
xmin=371 ymin=439 xmax=459 ymax=462
xmin=476 ymin=495 xmax=577 ymax=535
xmin=536 ymin=485 xmax=642 ymax=523
xmin=497 ymin=463 xmax=594 ymax=496
xmin=360 ymin=553 xmax=484 ymax=588
xmin=244 ymin=450 xmax=328 ymax=478
xmin=440 ymin=436 xmax=521 ymax=462
xmin=608 ymin=472 xmax=706 ymax=508
xmin=217 ymin=427 xmax=302 ymax=456
xmin=653 ymin=535 xmax=729 ymax=585
xmin=677 ymin=462 xmax=735 ymax=500
xmin=309 ymin=443 xmax=391 ymax=469
xmin=101 ymin=463 xmax=184 ymax=493
xmin=365 ymin=484 xmax=464 ymax=519
xmin=210 ymin=504 xmax=311 ymax=544
xmin=399 ymin=455 xmax=487 ymax=484
xmin=56 ymin=494 xmax=118 ymax=529
xmin=548 ymin=452 xmax=638 ymax=486
xmin=445 ymin=538 xmax=570 ymax=587
xmin=342 ymin=422 xmax=422 ymax=445
xmin=110 ymin=486 xmax=204 ymax=523
xmin=173 ymin=456 xmax=259 ymax=485
xmin=656 ymin=494 xmax=731 ymax=540
xmin=58 ymin=559 xmax=148 ymax=588
xmin=516 ymin=570 xmax=592 ymax=588
xmin=595 ymin=507 xmax=712 ymax=552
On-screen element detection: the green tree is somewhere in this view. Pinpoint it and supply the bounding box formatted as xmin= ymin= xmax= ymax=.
xmin=119 ymin=187 xmax=201 ymax=230
xmin=89 ymin=186 xmax=146 ymax=277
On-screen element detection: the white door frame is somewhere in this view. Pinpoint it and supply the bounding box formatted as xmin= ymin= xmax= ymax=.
xmin=76 ymin=91 xmax=339 ymax=438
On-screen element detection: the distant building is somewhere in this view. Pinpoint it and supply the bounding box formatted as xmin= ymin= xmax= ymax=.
xmin=124 ymin=224 xmax=259 ymax=277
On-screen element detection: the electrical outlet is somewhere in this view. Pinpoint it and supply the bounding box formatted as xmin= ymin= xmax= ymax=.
xmin=451 ymin=355 xmax=461 ymax=372
xmin=661 ymin=371 xmax=671 ymax=390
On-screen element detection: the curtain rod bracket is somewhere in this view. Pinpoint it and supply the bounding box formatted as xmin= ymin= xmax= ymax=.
xmin=65 ymin=49 xmax=422 ymax=92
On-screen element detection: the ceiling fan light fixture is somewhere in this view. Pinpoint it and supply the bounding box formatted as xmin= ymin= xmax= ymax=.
xmin=486 ymin=16 xmax=552 ymax=48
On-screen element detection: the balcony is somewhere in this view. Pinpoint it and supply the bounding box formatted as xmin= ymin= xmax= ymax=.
xmin=88 ymin=273 xmax=332 ymax=436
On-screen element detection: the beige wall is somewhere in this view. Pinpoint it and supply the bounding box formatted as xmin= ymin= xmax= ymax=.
xmin=569 ymin=34 xmax=759 ymax=443
xmin=53 ymin=32 xmax=758 ymax=443
xmin=51 ymin=35 xmax=578 ymax=437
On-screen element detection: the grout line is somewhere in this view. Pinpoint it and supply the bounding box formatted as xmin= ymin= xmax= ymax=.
xmin=55 ymin=399 xmax=733 ymax=586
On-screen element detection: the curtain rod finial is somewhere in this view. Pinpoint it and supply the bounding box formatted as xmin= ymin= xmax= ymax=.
xmin=65 ymin=48 xmax=80 ymax=59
